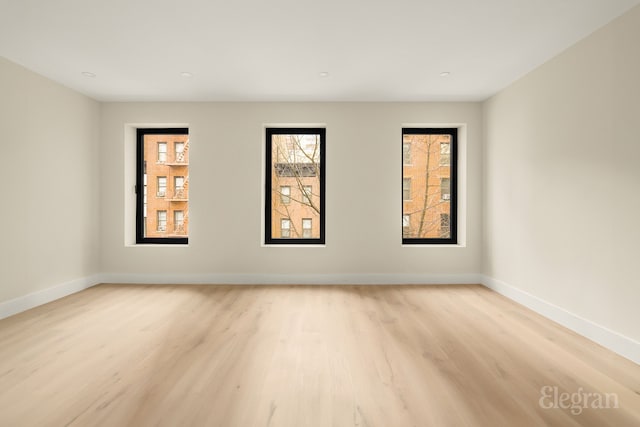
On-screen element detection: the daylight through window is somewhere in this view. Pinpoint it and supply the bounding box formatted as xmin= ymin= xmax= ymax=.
xmin=265 ymin=128 xmax=325 ymax=244
xmin=402 ymin=128 xmax=457 ymax=244
xmin=137 ymin=128 xmax=189 ymax=244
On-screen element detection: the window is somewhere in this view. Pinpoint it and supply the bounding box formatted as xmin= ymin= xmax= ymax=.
xmin=265 ymin=128 xmax=325 ymax=244
xmin=174 ymin=176 xmax=185 ymax=199
xmin=403 ymin=214 xmax=410 ymax=237
xmin=174 ymin=210 xmax=185 ymax=233
xmin=403 ymin=178 xmax=411 ymax=201
xmin=280 ymin=186 xmax=291 ymax=204
xmin=302 ymin=218 xmax=312 ymax=238
xmin=174 ymin=176 xmax=184 ymax=189
xmin=302 ymin=185 xmax=312 ymax=205
xmin=441 ymin=178 xmax=450 ymax=200
xmin=403 ymin=142 xmax=411 ymax=165
xmin=143 ymin=177 xmax=147 ymax=220
xmin=157 ymin=210 xmax=167 ymax=232
xmin=281 ymin=219 xmax=291 ymax=238
xmin=440 ymin=142 xmax=450 ymax=166
xmin=137 ymin=128 xmax=189 ymax=244
xmin=157 ymin=142 xmax=167 ymax=163
xmin=175 ymin=142 xmax=185 ymax=163
xmin=440 ymin=213 xmax=450 ymax=238
xmin=402 ymin=128 xmax=457 ymax=244
xmin=157 ymin=176 xmax=167 ymax=197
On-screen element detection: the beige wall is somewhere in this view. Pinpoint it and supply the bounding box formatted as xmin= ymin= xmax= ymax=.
xmin=100 ymin=102 xmax=482 ymax=278
xmin=0 ymin=57 xmax=101 ymax=302
xmin=483 ymin=5 xmax=640 ymax=342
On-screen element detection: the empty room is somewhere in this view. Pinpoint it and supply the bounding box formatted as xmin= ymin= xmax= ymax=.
xmin=1 ymin=0 xmax=639 ymax=426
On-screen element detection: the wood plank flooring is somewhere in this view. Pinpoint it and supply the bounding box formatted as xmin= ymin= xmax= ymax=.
xmin=0 ymin=284 xmax=638 ymax=426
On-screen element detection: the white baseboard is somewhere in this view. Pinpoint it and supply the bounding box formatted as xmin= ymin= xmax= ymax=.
xmin=99 ymin=272 xmax=483 ymax=286
xmin=0 ymin=275 xmax=102 ymax=320
xmin=481 ymin=275 xmax=640 ymax=365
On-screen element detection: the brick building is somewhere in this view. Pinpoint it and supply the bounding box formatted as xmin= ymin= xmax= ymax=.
xmin=402 ymin=133 xmax=451 ymax=239
xmin=143 ymin=134 xmax=189 ymax=238
xmin=270 ymin=134 xmax=320 ymax=239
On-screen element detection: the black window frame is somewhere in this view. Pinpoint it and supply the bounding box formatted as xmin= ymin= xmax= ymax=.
xmin=402 ymin=127 xmax=457 ymax=245
xmin=265 ymin=127 xmax=326 ymax=245
xmin=136 ymin=127 xmax=189 ymax=245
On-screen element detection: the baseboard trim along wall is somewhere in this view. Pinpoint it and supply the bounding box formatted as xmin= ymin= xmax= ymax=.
xmin=0 ymin=275 xmax=102 ymax=320
xmin=481 ymin=275 xmax=640 ymax=365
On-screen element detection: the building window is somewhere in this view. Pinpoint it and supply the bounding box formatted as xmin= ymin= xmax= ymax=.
xmin=302 ymin=218 xmax=312 ymax=238
xmin=174 ymin=176 xmax=185 ymax=199
xmin=403 ymin=142 xmax=411 ymax=165
xmin=402 ymin=214 xmax=410 ymax=237
xmin=440 ymin=142 xmax=450 ymax=166
xmin=174 ymin=210 xmax=185 ymax=233
xmin=441 ymin=178 xmax=451 ymax=200
xmin=157 ymin=142 xmax=167 ymax=163
xmin=174 ymin=176 xmax=184 ymax=189
xmin=280 ymin=186 xmax=291 ymax=204
xmin=157 ymin=210 xmax=167 ymax=232
xmin=402 ymin=178 xmax=411 ymax=201
xmin=281 ymin=219 xmax=291 ymax=238
xmin=157 ymin=176 xmax=167 ymax=197
xmin=265 ymin=127 xmax=325 ymax=244
xmin=402 ymin=128 xmax=457 ymax=244
xmin=302 ymin=185 xmax=312 ymax=205
xmin=175 ymin=142 xmax=185 ymax=163
xmin=137 ymin=128 xmax=189 ymax=244
xmin=440 ymin=213 xmax=450 ymax=238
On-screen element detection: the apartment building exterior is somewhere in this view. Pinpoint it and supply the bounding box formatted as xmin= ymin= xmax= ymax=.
xmin=402 ymin=132 xmax=452 ymax=239
xmin=143 ymin=134 xmax=189 ymax=238
xmin=269 ymin=133 xmax=321 ymax=240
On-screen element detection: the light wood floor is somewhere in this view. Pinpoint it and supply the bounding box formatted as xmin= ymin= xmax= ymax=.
xmin=0 ymin=285 xmax=639 ymax=427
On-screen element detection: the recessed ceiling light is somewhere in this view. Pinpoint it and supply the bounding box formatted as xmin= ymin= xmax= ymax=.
xmin=81 ymin=71 xmax=96 ymax=78
xmin=180 ymin=72 xmax=193 ymax=78
xmin=440 ymin=71 xmax=451 ymax=77
xmin=319 ymin=71 xmax=329 ymax=78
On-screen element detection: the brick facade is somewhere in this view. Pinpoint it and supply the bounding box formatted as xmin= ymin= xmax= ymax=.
xmin=143 ymin=134 xmax=189 ymax=238
xmin=270 ymin=134 xmax=321 ymax=239
xmin=402 ymin=133 xmax=451 ymax=239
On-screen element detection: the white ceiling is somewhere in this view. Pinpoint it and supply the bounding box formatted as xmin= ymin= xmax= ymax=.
xmin=1 ymin=0 xmax=639 ymax=102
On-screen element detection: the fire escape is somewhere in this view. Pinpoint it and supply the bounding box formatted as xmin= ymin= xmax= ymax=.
xmin=166 ymin=139 xmax=189 ymax=235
